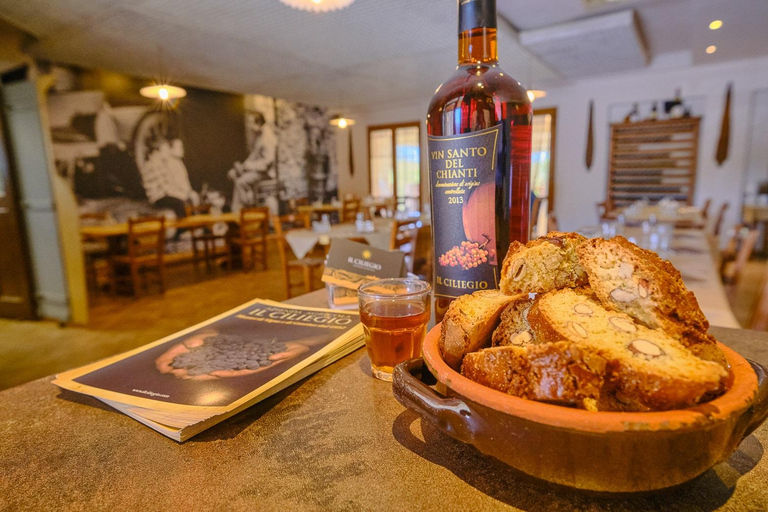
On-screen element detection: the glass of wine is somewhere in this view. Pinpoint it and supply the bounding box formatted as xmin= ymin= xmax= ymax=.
xmin=358 ymin=278 xmax=432 ymax=381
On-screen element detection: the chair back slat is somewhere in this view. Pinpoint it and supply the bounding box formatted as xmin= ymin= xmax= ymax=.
xmin=127 ymin=216 xmax=166 ymax=259
xmin=390 ymin=219 xmax=419 ymax=273
xmin=185 ymin=203 xmax=212 ymax=216
xmin=701 ymin=198 xmax=712 ymax=220
xmin=713 ymin=202 xmax=729 ymax=237
xmin=239 ymin=207 xmax=270 ymax=239
xmin=342 ymin=198 xmax=361 ymax=223
xmin=721 ymin=224 xmax=759 ymax=285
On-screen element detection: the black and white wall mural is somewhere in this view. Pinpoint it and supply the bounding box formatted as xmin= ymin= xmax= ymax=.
xmin=46 ymin=65 xmax=338 ymax=225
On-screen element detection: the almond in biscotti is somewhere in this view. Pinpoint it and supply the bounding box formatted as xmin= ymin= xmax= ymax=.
xmin=492 ymin=296 xmax=535 ymax=348
xmin=511 ymin=259 xmax=526 ymax=281
xmin=568 ymin=321 xmax=588 ymax=338
xmin=573 ymin=303 xmax=593 ymax=316
xmin=628 ymin=339 xmax=665 ymax=358
xmin=609 ymin=316 xmax=637 ymax=333
xmin=610 ymin=288 xmax=637 ymax=303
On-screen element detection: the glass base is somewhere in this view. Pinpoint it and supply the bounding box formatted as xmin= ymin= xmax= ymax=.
xmin=371 ymin=365 xmax=394 ymax=381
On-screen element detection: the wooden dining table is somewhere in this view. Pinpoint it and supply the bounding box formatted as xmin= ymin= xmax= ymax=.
xmin=79 ymin=212 xmax=241 ymax=240
xmin=611 ymin=204 xmax=706 ymax=228
xmin=1 ymin=289 xmax=767 ymax=510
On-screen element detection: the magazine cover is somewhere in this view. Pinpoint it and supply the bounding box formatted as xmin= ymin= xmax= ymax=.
xmin=54 ymin=300 xmax=361 ymax=415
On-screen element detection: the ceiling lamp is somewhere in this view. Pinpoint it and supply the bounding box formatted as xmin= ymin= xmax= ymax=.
xmin=706 ymin=45 xmax=717 ymax=54
xmin=526 ymin=89 xmax=547 ymax=103
xmin=709 ymin=20 xmax=723 ymax=30
xmin=329 ymin=115 xmax=356 ymax=129
xmin=140 ymin=84 xmax=187 ymax=101
xmin=279 ymin=0 xmax=355 ymax=13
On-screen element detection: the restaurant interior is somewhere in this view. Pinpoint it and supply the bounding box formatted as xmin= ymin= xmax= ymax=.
xmin=1 ymin=0 xmax=768 ymax=507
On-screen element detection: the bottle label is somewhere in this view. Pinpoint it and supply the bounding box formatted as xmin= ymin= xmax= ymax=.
xmin=428 ymin=125 xmax=500 ymax=299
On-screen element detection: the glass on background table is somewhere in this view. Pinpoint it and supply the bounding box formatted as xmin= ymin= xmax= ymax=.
xmin=358 ymin=278 xmax=431 ymax=381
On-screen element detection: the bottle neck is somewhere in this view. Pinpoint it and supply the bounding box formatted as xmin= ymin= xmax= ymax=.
xmin=458 ymin=27 xmax=498 ymax=65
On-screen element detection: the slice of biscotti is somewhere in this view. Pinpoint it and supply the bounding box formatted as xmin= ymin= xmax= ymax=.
xmin=499 ymin=232 xmax=588 ymax=295
xmin=526 ymin=288 xmax=727 ymax=411
xmin=492 ymin=296 xmax=536 ymax=347
xmin=576 ymin=236 xmax=725 ymax=367
xmin=461 ymin=342 xmax=609 ymax=409
xmin=439 ymin=290 xmax=522 ymax=370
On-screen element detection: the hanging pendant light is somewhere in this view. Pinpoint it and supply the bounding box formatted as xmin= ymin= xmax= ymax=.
xmin=140 ymin=46 xmax=186 ymax=102
xmin=329 ymin=115 xmax=356 ymax=129
xmin=526 ymin=89 xmax=547 ymax=103
xmin=279 ymin=0 xmax=355 ymax=13
xmin=140 ymin=84 xmax=187 ymax=101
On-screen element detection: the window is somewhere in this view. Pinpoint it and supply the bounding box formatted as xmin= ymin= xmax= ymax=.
xmin=368 ymin=122 xmax=421 ymax=211
xmin=531 ymin=108 xmax=557 ymax=236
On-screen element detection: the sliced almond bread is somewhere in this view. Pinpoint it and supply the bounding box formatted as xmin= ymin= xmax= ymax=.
xmin=577 ymin=236 xmax=705 ymax=327
xmin=461 ymin=342 xmax=609 ymax=410
xmin=439 ymin=290 xmax=522 ymax=370
xmin=492 ymin=295 xmax=536 ymax=347
xmin=577 ymin=236 xmax=725 ymax=367
xmin=526 ymin=288 xmax=728 ymax=411
xmin=499 ymin=232 xmax=588 ymax=295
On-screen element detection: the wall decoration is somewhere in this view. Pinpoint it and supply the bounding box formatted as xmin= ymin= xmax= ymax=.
xmin=46 ymin=65 xmax=338 ymax=238
xmin=716 ymin=83 xmax=732 ymax=166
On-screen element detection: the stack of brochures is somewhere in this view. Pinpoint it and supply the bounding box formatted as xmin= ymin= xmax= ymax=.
xmin=54 ymin=300 xmax=363 ymax=442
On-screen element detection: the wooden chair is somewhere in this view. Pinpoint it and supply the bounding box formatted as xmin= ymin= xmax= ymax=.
xmin=341 ymin=197 xmax=361 ymax=223
xmin=109 ymin=216 xmax=166 ymax=296
xmin=185 ymin=203 xmax=224 ymax=271
xmin=390 ymin=219 xmax=420 ymax=274
xmin=530 ymin=197 xmax=543 ymax=238
xmin=712 ymin=202 xmax=729 ymax=237
xmin=547 ymin=211 xmax=560 ymax=232
xmin=596 ymin=201 xmax=609 ymax=222
xmin=749 ymin=264 xmax=768 ymax=330
xmin=80 ymin=212 xmax=110 ymax=293
xmin=701 ymin=198 xmax=712 ymax=220
xmin=273 ymin=214 xmax=323 ymax=298
xmin=721 ymin=225 xmax=760 ymax=285
xmin=227 ymin=207 xmax=269 ymax=271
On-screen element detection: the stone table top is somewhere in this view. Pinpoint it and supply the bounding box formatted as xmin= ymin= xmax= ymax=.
xmin=1 ymin=292 xmax=767 ymax=510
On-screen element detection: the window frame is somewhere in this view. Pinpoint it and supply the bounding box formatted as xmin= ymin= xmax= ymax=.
xmin=367 ymin=121 xmax=422 ymax=210
xmin=531 ymin=107 xmax=557 ymax=211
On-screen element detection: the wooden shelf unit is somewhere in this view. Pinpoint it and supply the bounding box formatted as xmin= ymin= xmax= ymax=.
xmin=606 ymin=117 xmax=700 ymax=212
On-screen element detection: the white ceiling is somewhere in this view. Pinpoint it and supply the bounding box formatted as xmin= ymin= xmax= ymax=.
xmin=0 ymin=0 xmax=765 ymax=109
xmin=501 ymin=0 xmax=768 ymax=69
xmin=0 ymin=0 xmax=558 ymax=109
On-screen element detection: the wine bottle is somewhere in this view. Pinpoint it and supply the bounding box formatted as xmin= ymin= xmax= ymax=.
xmin=427 ymin=0 xmax=532 ymax=322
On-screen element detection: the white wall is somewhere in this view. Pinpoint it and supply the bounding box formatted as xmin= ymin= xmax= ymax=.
xmin=341 ymin=55 xmax=768 ymax=244
xmin=538 ymin=55 xmax=768 ymax=236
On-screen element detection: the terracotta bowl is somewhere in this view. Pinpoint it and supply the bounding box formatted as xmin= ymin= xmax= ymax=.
xmin=392 ymin=324 xmax=768 ymax=493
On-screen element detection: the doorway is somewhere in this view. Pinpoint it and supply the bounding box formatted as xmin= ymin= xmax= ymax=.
xmin=0 ymin=85 xmax=34 ymax=319
xmin=368 ymin=122 xmax=421 ymax=211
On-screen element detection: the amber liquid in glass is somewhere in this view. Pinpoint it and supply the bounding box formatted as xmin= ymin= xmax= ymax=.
xmin=360 ymin=301 xmax=429 ymax=376
xmin=427 ymin=7 xmax=533 ymax=322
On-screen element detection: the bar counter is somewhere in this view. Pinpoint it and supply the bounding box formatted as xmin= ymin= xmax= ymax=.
xmin=1 ymin=291 xmax=767 ymax=510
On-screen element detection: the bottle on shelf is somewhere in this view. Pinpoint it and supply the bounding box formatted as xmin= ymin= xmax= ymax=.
xmin=669 ymin=88 xmax=685 ymax=118
xmin=427 ymin=0 xmax=532 ymax=322
xmin=624 ymin=103 xmax=639 ymax=123
xmin=649 ymin=102 xmax=659 ymax=121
